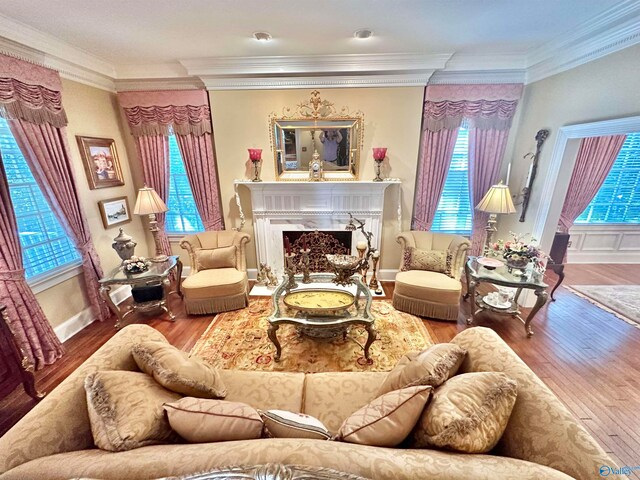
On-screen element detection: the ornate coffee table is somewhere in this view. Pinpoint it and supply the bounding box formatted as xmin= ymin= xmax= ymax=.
xmin=268 ymin=272 xmax=376 ymax=361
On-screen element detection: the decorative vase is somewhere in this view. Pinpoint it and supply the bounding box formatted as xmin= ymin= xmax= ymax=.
xmin=506 ymin=256 xmax=529 ymax=275
xmin=112 ymin=228 xmax=136 ymax=263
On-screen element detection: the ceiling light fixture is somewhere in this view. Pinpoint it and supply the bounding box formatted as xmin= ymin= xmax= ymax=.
xmin=253 ymin=32 xmax=272 ymax=42
xmin=353 ymin=29 xmax=373 ymax=40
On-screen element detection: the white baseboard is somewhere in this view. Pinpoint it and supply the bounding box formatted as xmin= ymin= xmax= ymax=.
xmin=54 ymin=285 xmax=131 ymax=342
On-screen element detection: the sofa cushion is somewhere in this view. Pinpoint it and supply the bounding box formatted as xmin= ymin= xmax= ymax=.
xmin=377 ymin=343 xmax=466 ymax=396
xmin=194 ymin=245 xmax=236 ymax=271
xmin=395 ymin=270 xmax=461 ymax=304
xmin=410 ymin=372 xmax=517 ymax=453
xmin=84 ymin=371 xmax=181 ymax=452
xmin=402 ymin=247 xmax=451 ymax=275
xmin=164 ymin=398 xmax=263 ymax=443
xmin=337 ymin=385 xmax=432 ymax=447
xmin=182 ymin=268 xmax=247 ymax=299
xmin=133 ymin=341 xmax=226 ymax=398
xmin=220 ymin=370 xmax=306 ymax=413
xmin=261 ymin=410 xmax=331 ymax=440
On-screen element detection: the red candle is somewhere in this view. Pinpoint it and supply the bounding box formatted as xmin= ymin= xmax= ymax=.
xmin=302 ymin=236 xmax=307 ymax=251
xmin=248 ymin=148 xmax=262 ymax=162
xmin=284 ymin=237 xmax=291 ymax=255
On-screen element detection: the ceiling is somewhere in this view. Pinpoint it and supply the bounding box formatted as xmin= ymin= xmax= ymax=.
xmin=0 ymin=0 xmax=638 ymax=90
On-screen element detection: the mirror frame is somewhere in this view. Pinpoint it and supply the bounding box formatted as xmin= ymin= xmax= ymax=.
xmin=269 ymin=91 xmax=364 ymax=181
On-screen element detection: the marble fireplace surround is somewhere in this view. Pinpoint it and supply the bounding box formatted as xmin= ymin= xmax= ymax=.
xmin=234 ymin=180 xmax=400 ymax=278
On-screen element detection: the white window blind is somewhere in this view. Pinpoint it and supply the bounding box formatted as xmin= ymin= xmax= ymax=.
xmin=166 ymin=134 xmax=205 ymax=233
xmin=430 ymin=122 xmax=473 ymax=236
xmin=575 ymin=132 xmax=640 ymax=224
xmin=0 ymin=117 xmax=80 ymax=279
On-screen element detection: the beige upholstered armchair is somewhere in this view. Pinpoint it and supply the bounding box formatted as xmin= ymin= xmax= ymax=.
xmin=393 ymin=231 xmax=470 ymax=321
xmin=179 ymin=230 xmax=251 ymax=315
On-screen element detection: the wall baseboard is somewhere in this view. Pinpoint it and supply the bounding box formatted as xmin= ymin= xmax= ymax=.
xmin=54 ymin=285 xmax=131 ymax=342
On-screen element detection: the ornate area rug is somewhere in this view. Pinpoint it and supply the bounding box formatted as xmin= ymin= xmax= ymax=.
xmin=566 ymin=285 xmax=640 ymax=329
xmin=190 ymin=299 xmax=434 ymax=373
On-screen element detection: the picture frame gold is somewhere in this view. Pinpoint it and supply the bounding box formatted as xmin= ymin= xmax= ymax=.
xmin=98 ymin=196 xmax=131 ymax=229
xmin=76 ymin=136 xmax=124 ymax=189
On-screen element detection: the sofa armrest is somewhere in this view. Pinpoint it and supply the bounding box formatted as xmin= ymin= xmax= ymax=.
xmin=395 ymin=233 xmax=417 ymax=270
xmin=447 ymin=235 xmax=470 ymax=280
xmin=451 ymin=327 xmax=616 ymax=480
xmin=0 ymin=324 xmax=168 ymax=475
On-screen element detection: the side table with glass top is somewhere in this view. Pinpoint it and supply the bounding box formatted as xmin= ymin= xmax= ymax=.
xmin=99 ymin=255 xmax=183 ymax=329
xmin=464 ymin=256 xmax=548 ymax=337
xmin=268 ymin=272 xmax=376 ymax=362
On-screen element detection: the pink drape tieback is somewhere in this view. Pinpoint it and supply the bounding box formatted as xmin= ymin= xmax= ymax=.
xmin=0 ymin=269 xmax=25 ymax=281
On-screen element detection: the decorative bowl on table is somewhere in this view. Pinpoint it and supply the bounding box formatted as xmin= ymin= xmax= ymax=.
xmin=325 ymin=254 xmax=363 ymax=286
xmin=283 ymin=289 xmax=355 ymax=316
xmin=122 ymin=256 xmax=151 ymax=274
xmin=477 ymin=257 xmax=504 ymax=270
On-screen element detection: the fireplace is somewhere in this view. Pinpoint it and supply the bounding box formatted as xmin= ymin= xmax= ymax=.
xmin=283 ymin=230 xmax=352 ymax=272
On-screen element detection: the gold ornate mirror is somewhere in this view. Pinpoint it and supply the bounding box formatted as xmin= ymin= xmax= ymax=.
xmin=269 ymin=91 xmax=364 ymax=181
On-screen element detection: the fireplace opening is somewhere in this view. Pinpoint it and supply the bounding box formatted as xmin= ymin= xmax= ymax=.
xmin=282 ymin=230 xmax=352 ymax=272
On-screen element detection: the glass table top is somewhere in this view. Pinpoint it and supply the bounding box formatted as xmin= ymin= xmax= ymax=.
xmin=100 ymin=255 xmax=178 ymax=284
xmin=466 ymin=256 xmax=548 ymax=289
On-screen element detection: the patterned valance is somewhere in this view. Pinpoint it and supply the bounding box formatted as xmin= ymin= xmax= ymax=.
xmin=423 ymin=84 xmax=523 ymax=132
xmin=117 ymin=90 xmax=212 ymax=137
xmin=0 ymin=54 xmax=67 ymax=127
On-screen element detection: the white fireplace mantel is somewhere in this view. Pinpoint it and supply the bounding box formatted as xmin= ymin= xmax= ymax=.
xmin=234 ymin=179 xmax=401 ymax=276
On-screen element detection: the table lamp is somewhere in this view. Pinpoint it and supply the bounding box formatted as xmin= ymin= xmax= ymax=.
xmin=133 ymin=186 xmax=169 ymax=262
xmin=475 ymin=182 xmax=516 ymax=255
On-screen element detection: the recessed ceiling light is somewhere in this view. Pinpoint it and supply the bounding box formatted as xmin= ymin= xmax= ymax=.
xmin=354 ymin=29 xmax=373 ymax=39
xmin=253 ymin=32 xmax=272 ymax=42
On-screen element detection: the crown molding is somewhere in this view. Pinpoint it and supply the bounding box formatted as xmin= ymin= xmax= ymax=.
xmin=444 ymin=53 xmax=527 ymax=71
xmin=429 ymin=69 xmax=527 ymax=85
xmin=114 ymin=77 xmax=205 ymax=92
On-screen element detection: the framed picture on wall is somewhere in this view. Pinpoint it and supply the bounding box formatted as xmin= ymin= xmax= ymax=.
xmin=76 ymin=136 xmax=124 ymax=189
xmin=98 ymin=196 xmax=131 ymax=229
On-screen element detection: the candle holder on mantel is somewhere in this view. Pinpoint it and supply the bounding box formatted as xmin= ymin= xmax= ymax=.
xmin=369 ymin=252 xmax=381 ymax=294
xmin=372 ymin=147 xmax=387 ymax=182
xmin=248 ymin=148 xmax=262 ymax=182
xmin=284 ymin=253 xmax=298 ymax=291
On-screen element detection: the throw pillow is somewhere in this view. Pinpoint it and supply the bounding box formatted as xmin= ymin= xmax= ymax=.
xmin=401 ymin=247 xmax=452 ymax=276
xmin=85 ymin=370 xmax=181 ymax=452
xmin=164 ymin=398 xmax=263 ymax=443
xmin=261 ymin=410 xmax=331 ymax=440
xmin=410 ymin=372 xmax=518 ymax=453
xmin=132 ymin=341 xmax=226 ymax=398
xmin=377 ymin=343 xmax=467 ymax=396
xmin=336 ymin=385 xmax=432 ymax=447
xmin=194 ymin=245 xmax=236 ymax=271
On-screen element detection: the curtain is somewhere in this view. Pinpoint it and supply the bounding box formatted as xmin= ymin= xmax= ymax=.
xmin=468 ymin=127 xmax=511 ymax=255
xmin=9 ymin=120 xmax=111 ymax=321
xmin=136 ymin=135 xmax=172 ymax=256
xmin=558 ymin=135 xmax=627 ymax=233
xmin=175 ymin=133 xmax=224 ymax=230
xmin=0 ymin=149 xmax=64 ymax=369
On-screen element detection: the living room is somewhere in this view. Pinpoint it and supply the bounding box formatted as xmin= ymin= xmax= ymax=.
xmin=0 ymin=1 xmax=639 ymax=479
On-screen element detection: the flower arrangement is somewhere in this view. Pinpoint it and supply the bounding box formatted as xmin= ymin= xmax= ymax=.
xmin=123 ymin=256 xmax=150 ymax=274
xmin=491 ymin=232 xmax=548 ymax=270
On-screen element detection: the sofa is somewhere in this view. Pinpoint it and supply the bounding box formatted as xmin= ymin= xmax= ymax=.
xmin=0 ymin=324 xmax=614 ymax=480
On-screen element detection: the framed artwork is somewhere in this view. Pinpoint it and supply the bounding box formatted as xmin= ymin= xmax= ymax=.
xmin=98 ymin=196 xmax=131 ymax=229
xmin=76 ymin=136 xmax=124 ymax=189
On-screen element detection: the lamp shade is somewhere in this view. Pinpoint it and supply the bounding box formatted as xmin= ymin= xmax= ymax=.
xmin=133 ymin=186 xmax=168 ymax=215
xmin=476 ymin=183 xmax=516 ymax=214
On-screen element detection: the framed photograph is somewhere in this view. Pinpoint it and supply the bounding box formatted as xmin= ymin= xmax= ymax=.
xmin=98 ymin=196 xmax=131 ymax=229
xmin=76 ymin=136 xmax=124 ymax=189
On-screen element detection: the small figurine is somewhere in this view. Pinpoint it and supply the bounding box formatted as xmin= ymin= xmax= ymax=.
xmin=256 ymin=263 xmax=279 ymax=288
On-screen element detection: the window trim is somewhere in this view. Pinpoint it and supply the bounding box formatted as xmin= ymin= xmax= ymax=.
xmin=27 ymin=259 xmax=83 ymax=294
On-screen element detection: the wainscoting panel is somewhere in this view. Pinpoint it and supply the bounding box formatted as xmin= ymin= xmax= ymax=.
xmin=568 ymin=225 xmax=640 ymax=263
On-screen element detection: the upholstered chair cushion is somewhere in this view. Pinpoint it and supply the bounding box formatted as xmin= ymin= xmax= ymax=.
xmin=377 ymin=344 xmax=467 ymax=396
xmin=395 ymin=271 xmax=462 ymax=305
xmin=132 ymin=341 xmax=226 ymax=398
xmin=181 ymin=268 xmax=247 ymax=300
xmin=164 ymin=398 xmax=263 ymax=443
xmin=84 ymin=371 xmax=181 ymax=451
xmin=410 ymin=372 xmax=517 ymax=453
xmin=194 ymin=246 xmax=237 ymax=271
xmin=402 ymin=247 xmax=452 ymax=276
xmin=261 ymin=410 xmax=331 ymax=440
xmin=336 ymin=385 xmax=432 ymax=447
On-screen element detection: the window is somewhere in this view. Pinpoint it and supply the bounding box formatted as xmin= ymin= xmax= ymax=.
xmin=575 ymin=132 xmax=640 ymax=224
xmin=430 ymin=122 xmax=473 ymax=236
xmin=0 ymin=117 xmax=80 ymax=279
xmin=165 ymin=134 xmax=204 ymax=233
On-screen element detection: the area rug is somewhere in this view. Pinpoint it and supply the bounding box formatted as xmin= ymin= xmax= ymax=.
xmin=190 ymin=299 xmax=434 ymax=373
xmin=565 ymin=285 xmax=640 ymax=329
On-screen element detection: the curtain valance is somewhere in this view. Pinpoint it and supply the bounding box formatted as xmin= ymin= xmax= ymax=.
xmin=0 ymin=54 xmax=67 ymax=127
xmin=118 ymin=90 xmax=212 ymax=137
xmin=423 ymin=84 xmax=523 ymax=132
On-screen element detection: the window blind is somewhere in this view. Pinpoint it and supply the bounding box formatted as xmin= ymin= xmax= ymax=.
xmin=576 ymin=132 xmax=640 ymax=224
xmin=166 ymin=134 xmax=205 ymax=233
xmin=0 ymin=117 xmax=80 ymax=279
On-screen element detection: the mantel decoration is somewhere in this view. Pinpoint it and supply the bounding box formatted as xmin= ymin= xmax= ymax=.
xmin=249 ymin=148 xmax=262 ymax=182
xmin=518 ymin=129 xmax=550 ymax=222
xmin=491 ymin=232 xmax=548 ymax=275
xmin=372 ymin=147 xmax=387 ymax=182
xmin=122 ymin=256 xmax=150 ymax=274
xmin=111 ymin=228 xmax=137 ymax=263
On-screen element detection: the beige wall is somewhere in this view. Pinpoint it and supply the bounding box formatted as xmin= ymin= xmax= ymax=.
xmin=34 ymin=79 xmax=148 ymax=328
xmin=498 ymin=44 xmax=640 ymax=248
xmin=208 ymin=87 xmax=425 ymax=271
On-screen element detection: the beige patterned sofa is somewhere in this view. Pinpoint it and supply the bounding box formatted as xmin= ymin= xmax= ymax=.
xmin=0 ymin=325 xmax=614 ymax=480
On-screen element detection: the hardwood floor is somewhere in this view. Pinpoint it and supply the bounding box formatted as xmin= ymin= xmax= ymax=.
xmin=2 ymin=266 xmax=640 ymax=476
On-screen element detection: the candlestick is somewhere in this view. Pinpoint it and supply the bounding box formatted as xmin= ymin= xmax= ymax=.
xmin=369 ymin=251 xmax=380 ymax=291
xmin=299 ymin=248 xmax=311 ymax=284
xmin=284 ymin=236 xmax=291 ymax=255
xmin=356 ymin=241 xmax=367 ymax=250
xmin=284 ymin=253 xmax=298 ymax=291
